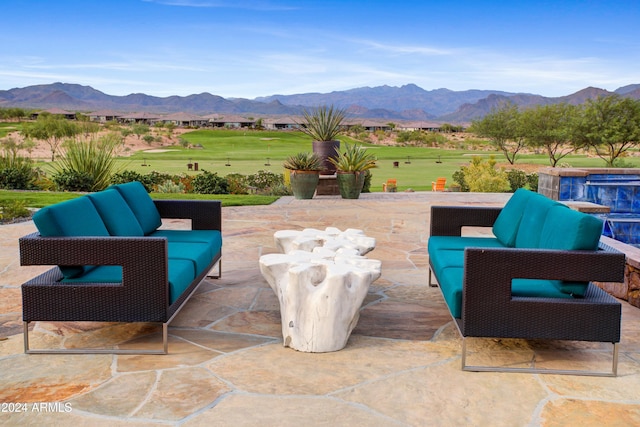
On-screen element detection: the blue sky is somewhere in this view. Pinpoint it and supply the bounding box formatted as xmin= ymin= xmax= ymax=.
xmin=1 ymin=0 xmax=639 ymax=99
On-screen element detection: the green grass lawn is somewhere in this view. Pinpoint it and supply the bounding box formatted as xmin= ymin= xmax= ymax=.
xmin=110 ymin=129 xmax=633 ymax=192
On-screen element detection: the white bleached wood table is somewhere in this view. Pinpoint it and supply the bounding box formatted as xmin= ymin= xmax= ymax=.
xmin=259 ymin=228 xmax=381 ymax=352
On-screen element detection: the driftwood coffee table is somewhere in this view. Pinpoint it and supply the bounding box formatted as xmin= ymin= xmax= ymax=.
xmin=259 ymin=227 xmax=381 ymax=352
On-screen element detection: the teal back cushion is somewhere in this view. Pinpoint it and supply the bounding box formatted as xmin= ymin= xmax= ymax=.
xmin=32 ymin=196 xmax=109 ymax=279
xmin=492 ymin=189 xmax=535 ymax=247
xmin=514 ymin=194 xmax=564 ymax=248
xmin=88 ymin=189 xmax=144 ymax=236
xmin=110 ymin=182 xmax=161 ymax=235
xmin=540 ymin=205 xmax=603 ymax=251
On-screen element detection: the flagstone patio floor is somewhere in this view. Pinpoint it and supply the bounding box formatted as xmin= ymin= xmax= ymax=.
xmin=1 ymin=192 xmax=640 ymax=426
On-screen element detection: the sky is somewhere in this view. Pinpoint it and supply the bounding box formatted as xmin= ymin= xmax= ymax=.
xmin=1 ymin=0 xmax=639 ymax=99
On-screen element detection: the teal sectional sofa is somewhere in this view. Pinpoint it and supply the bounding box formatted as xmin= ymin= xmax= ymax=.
xmin=19 ymin=181 xmax=222 ymax=354
xmin=428 ymin=189 xmax=625 ymax=376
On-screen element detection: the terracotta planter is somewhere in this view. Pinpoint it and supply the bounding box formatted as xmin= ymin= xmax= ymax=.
xmin=289 ymin=170 xmax=320 ymax=199
xmin=336 ymin=171 xmax=365 ymax=199
xmin=312 ymin=140 xmax=340 ymax=175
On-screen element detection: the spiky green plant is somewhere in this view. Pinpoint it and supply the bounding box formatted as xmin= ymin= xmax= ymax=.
xmin=328 ymin=143 xmax=377 ymax=172
xmin=282 ymin=152 xmax=323 ymax=171
xmin=297 ymin=105 xmax=347 ymax=141
xmin=53 ymin=133 xmax=122 ymax=191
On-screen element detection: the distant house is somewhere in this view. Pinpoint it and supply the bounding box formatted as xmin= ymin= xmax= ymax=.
xmin=89 ymin=110 xmax=122 ymax=122
xmin=159 ymin=112 xmax=208 ymax=127
xmin=344 ymin=119 xmax=392 ymax=132
xmin=398 ymin=121 xmax=443 ymax=132
xmin=262 ymin=117 xmax=300 ymax=130
xmin=118 ymin=112 xmax=161 ymax=125
xmin=30 ymin=108 xmax=77 ymax=120
xmin=204 ymin=114 xmax=255 ymax=129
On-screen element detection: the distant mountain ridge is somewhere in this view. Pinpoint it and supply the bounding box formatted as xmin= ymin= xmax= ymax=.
xmin=1 ymin=82 xmax=638 ymax=123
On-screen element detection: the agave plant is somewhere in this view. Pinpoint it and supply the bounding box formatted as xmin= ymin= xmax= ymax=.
xmin=283 ymin=152 xmax=323 ymax=171
xmin=297 ymin=105 xmax=347 ymax=142
xmin=329 ymin=143 xmax=377 ymax=172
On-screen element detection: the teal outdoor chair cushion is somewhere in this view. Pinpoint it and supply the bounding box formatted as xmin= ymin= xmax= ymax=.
xmin=62 ymin=259 xmax=196 ymax=305
xmin=150 ymin=230 xmax=222 ymax=260
xmin=88 ymin=189 xmax=144 ymax=236
xmin=515 ymin=193 xmax=564 ymax=248
xmin=540 ymin=205 xmax=604 ymax=251
xmin=492 ymin=189 xmax=535 ymax=247
xmin=32 ymin=196 xmax=110 ymax=279
xmin=110 ymin=181 xmax=162 ymax=235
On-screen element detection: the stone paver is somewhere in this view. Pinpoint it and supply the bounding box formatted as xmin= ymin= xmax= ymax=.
xmin=1 ymin=192 xmax=640 ymax=426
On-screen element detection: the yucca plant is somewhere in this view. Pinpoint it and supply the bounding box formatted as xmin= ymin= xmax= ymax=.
xmin=329 ymin=143 xmax=377 ymax=172
xmin=297 ymin=105 xmax=347 ymax=142
xmin=282 ymin=152 xmax=323 ymax=171
xmin=52 ymin=133 xmax=122 ymax=191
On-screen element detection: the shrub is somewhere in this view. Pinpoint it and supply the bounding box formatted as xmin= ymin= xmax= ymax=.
xmin=452 ymin=169 xmax=469 ymax=192
xmin=506 ymin=169 xmax=528 ymax=192
xmin=192 ymin=170 xmax=229 ymax=194
xmin=52 ymin=135 xmax=120 ymax=191
xmin=527 ymin=173 xmax=539 ymax=192
xmin=156 ymin=179 xmax=185 ymax=193
xmin=0 ymin=199 xmax=31 ymax=223
xmin=225 ymin=173 xmax=249 ymax=194
xmin=0 ymin=151 xmax=38 ymax=190
xmin=246 ymin=170 xmax=283 ymax=191
xmin=53 ymin=169 xmax=95 ymax=192
xmin=462 ymin=156 xmax=510 ymax=193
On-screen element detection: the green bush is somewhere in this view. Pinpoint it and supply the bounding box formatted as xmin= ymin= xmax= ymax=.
xmin=53 ymin=169 xmax=95 ymax=192
xmin=0 ymin=152 xmax=38 ymax=190
xmin=246 ymin=170 xmax=283 ymax=192
xmin=527 ymin=173 xmax=539 ymax=192
xmin=506 ymin=169 xmax=528 ymax=192
xmin=452 ymin=169 xmax=469 ymax=192
xmin=226 ymin=173 xmax=249 ymax=194
xmin=52 ymin=135 xmax=120 ymax=191
xmin=0 ymin=199 xmax=31 ymax=223
xmin=192 ymin=170 xmax=229 ymax=194
xmin=462 ymin=156 xmax=510 ymax=193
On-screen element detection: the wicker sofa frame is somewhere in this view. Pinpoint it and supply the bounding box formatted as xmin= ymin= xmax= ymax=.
xmin=428 ymin=205 xmax=626 ymax=376
xmin=19 ymin=199 xmax=222 ymax=355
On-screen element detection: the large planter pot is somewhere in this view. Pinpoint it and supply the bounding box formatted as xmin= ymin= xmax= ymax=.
xmin=289 ymin=170 xmax=320 ymax=199
xmin=336 ymin=171 xmax=365 ymax=199
xmin=312 ymin=140 xmax=340 ymax=175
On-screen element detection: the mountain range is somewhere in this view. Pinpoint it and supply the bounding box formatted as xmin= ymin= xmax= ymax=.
xmin=1 ymin=82 xmax=639 ymax=123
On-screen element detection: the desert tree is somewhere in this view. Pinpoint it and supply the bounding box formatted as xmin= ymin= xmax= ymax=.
xmin=469 ymin=101 xmax=525 ymax=164
xmin=573 ymin=95 xmax=640 ymax=167
xmin=21 ymin=113 xmax=80 ymax=161
xmin=520 ymin=103 xmax=579 ymax=167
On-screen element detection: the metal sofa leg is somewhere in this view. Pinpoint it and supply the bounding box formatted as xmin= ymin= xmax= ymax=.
xmin=207 ymin=259 xmax=221 ymax=279
xmin=428 ymin=267 xmax=437 ymax=287
xmin=461 ymin=337 xmax=619 ymax=377
xmin=23 ymin=321 xmax=169 ymax=355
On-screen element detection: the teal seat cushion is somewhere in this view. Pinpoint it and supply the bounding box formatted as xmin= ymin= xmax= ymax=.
xmin=61 ymin=260 xmax=196 ymax=305
xmin=150 ymin=230 xmax=222 ymax=260
xmin=539 ymin=206 xmax=604 ymax=297
xmin=492 ymin=189 xmax=535 ymax=247
xmin=168 ymin=242 xmax=213 ymax=275
xmin=540 ymin=206 xmax=603 ymax=251
xmin=437 ymin=267 xmax=464 ymax=318
xmin=514 ymin=193 xmax=564 ymax=248
xmin=109 ymin=182 xmax=162 ymax=235
xmin=32 ymin=196 xmax=109 ymax=279
xmin=428 ymin=236 xmax=505 ymax=252
xmin=88 ymin=189 xmax=144 ymax=236
xmin=512 ymin=279 xmax=573 ymax=299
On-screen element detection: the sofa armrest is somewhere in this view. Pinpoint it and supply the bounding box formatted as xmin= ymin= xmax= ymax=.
xmin=460 ymin=245 xmax=625 ymax=341
xmin=19 ymin=233 xmax=170 ymax=322
xmin=154 ymin=199 xmax=222 ymax=231
xmin=430 ymin=206 xmax=502 ymax=236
